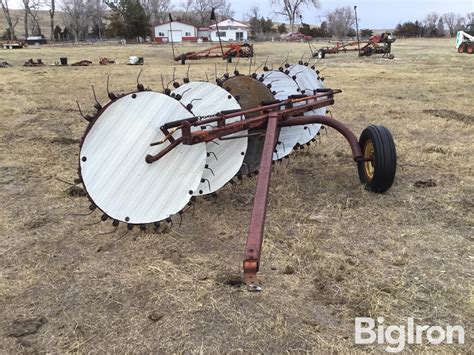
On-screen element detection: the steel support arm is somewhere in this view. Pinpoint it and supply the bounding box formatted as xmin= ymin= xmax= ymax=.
xmin=243 ymin=112 xmax=279 ymax=290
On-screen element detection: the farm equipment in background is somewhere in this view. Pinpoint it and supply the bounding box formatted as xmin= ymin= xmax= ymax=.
xmin=456 ymin=24 xmax=474 ymax=54
xmin=2 ymin=40 xmax=25 ymax=49
xmin=169 ymin=9 xmax=254 ymax=65
xmin=174 ymin=43 xmax=254 ymax=64
xmin=315 ymin=32 xmax=396 ymax=59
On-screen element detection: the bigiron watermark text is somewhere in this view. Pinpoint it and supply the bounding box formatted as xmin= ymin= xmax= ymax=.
xmin=354 ymin=317 xmax=465 ymax=352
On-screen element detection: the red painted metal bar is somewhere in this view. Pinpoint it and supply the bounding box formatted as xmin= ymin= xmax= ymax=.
xmin=146 ymin=98 xmax=338 ymax=164
xmin=187 ymin=98 xmax=334 ymax=145
xmin=162 ymin=91 xmax=340 ymax=129
xmin=280 ymin=115 xmax=364 ymax=161
xmin=243 ymin=112 xmax=279 ymax=288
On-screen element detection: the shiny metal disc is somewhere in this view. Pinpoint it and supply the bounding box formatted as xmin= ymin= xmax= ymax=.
xmin=288 ymin=64 xmax=325 ymax=144
xmin=80 ymin=91 xmax=206 ymax=224
xmin=172 ymin=82 xmax=247 ymax=195
xmin=257 ymin=70 xmax=305 ymax=160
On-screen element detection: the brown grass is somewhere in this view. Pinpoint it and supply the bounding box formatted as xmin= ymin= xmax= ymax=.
xmin=0 ymin=38 xmax=473 ymax=353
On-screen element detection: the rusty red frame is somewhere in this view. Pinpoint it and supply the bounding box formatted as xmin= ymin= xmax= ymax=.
xmin=145 ymin=89 xmax=365 ymax=289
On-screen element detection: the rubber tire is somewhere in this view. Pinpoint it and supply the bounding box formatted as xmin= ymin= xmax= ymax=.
xmin=317 ymin=50 xmax=325 ymax=59
xmin=458 ymin=43 xmax=466 ymax=53
xmin=357 ymin=125 xmax=396 ymax=193
xmin=467 ymin=45 xmax=474 ymax=54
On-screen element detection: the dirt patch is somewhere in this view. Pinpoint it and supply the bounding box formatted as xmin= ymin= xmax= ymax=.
xmin=216 ymin=273 xmax=244 ymax=288
xmin=65 ymin=185 xmax=87 ymax=197
xmin=50 ymin=137 xmax=81 ymax=145
xmin=423 ymin=109 xmax=473 ymax=124
xmin=414 ymin=179 xmax=437 ymax=188
xmin=8 ymin=317 xmax=47 ymax=337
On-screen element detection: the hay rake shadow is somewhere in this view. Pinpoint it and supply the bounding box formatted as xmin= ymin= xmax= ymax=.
xmin=76 ymin=63 xmax=396 ymax=291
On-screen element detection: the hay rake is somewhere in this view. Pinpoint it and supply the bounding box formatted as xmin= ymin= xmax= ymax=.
xmin=75 ymin=60 xmax=396 ymax=291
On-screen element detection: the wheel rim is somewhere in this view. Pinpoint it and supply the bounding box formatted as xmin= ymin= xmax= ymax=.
xmin=363 ymin=139 xmax=375 ymax=180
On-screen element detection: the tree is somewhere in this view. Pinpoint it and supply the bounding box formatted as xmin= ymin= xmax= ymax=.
xmin=49 ymin=0 xmax=55 ymax=41
xmin=22 ymin=0 xmax=43 ymax=37
xmin=394 ymin=21 xmax=423 ymax=37
xmin=466 ymin=12 xmax=473 ymax=25
xmin=346 ymin=27 xmax=356 ymax=37
xmin=360 ymin=28 xmax=373 ymax=37
xmin=326 ymin=6 xmax=356 ymax=38
xmin=424 ymin=12 xmax=439 ymax=37
xmin=54 ymin=24 xmax=61 ymax=40
xmin=246 ymin=4 xmax=261 ymax=35
xmin=436 ymin=17 xmax=444 ymax=37
xmin=141 ymin=0 xmax=171 ymax=24
xmin=0 ymin=0 xmax=18 ymax=40
xmin=443 ymin=13 xmax=461 ymax=37
xmin=22 ymin=0 xmax=29 ymax=38
xmin=271 ymin=0 xmax=320 ymax=32
xmin=106 ymin=0 xmax=150 ymax=40
xmin=87 ymin=0 xmax=106 ymax=39
xmin=62 ymin=0 xmax=89 ymax=41
xmin=191 ymin=0 xmax=234 ymax=26
xmin=277 ymin=23 xmax=286 ymax=33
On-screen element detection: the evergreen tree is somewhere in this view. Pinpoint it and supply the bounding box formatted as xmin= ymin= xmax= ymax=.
xmin=106 ymin=0 xmax=150 ymax=40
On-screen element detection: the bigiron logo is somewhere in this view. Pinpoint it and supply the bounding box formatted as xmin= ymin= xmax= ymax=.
xmin=354 ymin=317 xmax=465 ymax=352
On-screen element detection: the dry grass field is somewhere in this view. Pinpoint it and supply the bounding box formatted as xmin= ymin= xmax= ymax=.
xmin=0 ymin=38 xmax=473 ymax=353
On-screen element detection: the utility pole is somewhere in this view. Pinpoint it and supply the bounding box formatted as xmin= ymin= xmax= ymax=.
xmin=354 ymin=5 xmax=361 ymax=57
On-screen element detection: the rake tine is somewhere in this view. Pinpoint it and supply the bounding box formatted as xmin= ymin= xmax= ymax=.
xmin=91 ymin=85 xmax=102 ymax=110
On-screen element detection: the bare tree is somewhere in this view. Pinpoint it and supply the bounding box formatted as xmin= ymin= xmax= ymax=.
xmin=49 ymin=0 xmax=55 ymax=40
xmin=245 ymin=5 xmax=261 ymax=34
xmin=192 ymin=0 xmax=233 ymax=25
xmin=86 ymin=0 xmax=106 ymax=39
xmin=62 ymin=0 xmax=89 ymax=41
xmin=455 ymin=15 xmax=465 ymax=31
xmin=424 ymin=12 xmax=439 ymax=35
xmin=466 ymin=12 xmax=473 ymax=25
xmin=1 ymin=0 xmax=19 ymax=39
xmin=141 ymin=0 xmax=172 ymax=25
xmin=180 ymin=0 xmax=193 ymax=13
xmin=22 ymin=0 xmax=29 ymax=38
xmin=443 ymin=13 xmax=458 ymax=37
xmin=28 ymin=1 xmax=43 ymax=36
xmin=326 ymin=6 xmax=355 ymax=38
xmin=271 ymin=0 xmax=320 ymax=32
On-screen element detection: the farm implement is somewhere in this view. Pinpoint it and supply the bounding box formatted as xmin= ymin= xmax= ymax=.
xmin=315 ymin=32 xmax=396 ymax=59
xmin=175 ymin=43 xmax=254 ymax=65
xmin=74 ymin=58 xmax=397 ymax=291
xmin=169 ymin=9 xmax=254 ymax=65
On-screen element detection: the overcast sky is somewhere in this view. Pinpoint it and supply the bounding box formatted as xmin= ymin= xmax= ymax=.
xmin=232 ymin=0 xmax=473 ymax=28
xmin=7 ymin=0 xmax=474 ymax=29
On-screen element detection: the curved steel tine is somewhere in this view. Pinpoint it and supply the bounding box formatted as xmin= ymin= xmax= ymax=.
xmin=91 ymin=85 xmax=102 ymax=110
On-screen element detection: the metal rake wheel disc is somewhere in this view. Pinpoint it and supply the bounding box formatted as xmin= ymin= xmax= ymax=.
xmin=79 ymin=91 xmax=206 ymax=224
xmin=171 ymin=82 xmax=247 ymax=195
xmin=257 ymin=70 xmax=305 ymax=160
xmin=222 ymin=75 xmax=276 ymax=175
xmin=287 ymin=64 xmax=325 ymax=145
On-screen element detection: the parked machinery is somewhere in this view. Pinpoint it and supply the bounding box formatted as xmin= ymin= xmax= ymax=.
xmin=175 ymin=43 xmax=254 ymax=65
xmin=456 ymin=24 xmax=474 ymax=54
xmin=316 ymin=32 xmax=396 ymax=59
xmin=74 ymin=60 xmax=396 ymax=291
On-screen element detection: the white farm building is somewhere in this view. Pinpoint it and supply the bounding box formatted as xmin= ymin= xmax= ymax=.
xmin=154 ymin=21 xmax=197 ymax=43
xmin=210 ymin=19 xmax=248 ymax=42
